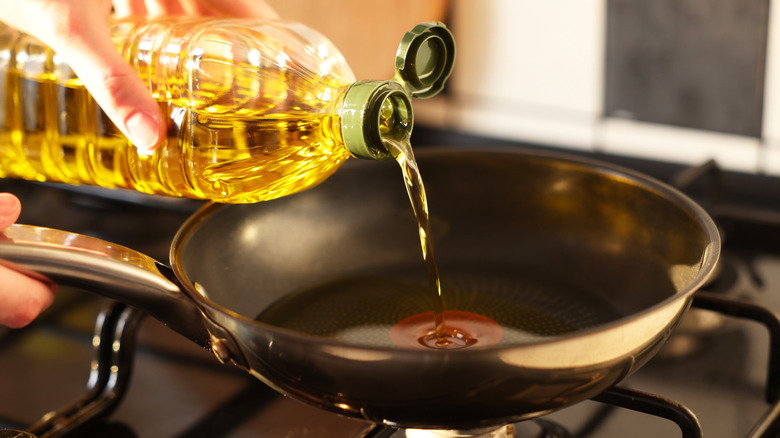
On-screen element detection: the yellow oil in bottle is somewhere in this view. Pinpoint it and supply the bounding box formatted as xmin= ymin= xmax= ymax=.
xmin=0 ymin=70 xmax=353 ymax=203
xmin=0 ymin=17 xmax=357 ymax=204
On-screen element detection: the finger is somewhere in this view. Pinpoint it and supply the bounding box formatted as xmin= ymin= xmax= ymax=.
xmin=52 ymin=12 xmax=165 ymax=151
xmin=0 ymin=193 xmax=21 ymax=230
xmin=203 ymin=0 xmax=279 ymax=18
xmin=202 ymin=0 xmax=278 ymax=18
xmin=143 ymin=0 xmax=186 ymax=16
xmin=0 ymin=264 xmax=57 ymax=328
xmin=144 ymin=0 xmax=278 ymax=18
xmin=112 ymin=0 xmax=148 ymax=16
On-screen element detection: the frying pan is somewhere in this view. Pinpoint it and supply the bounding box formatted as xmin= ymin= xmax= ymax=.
xmin=0 ymin=147 xmax=719 ymax=430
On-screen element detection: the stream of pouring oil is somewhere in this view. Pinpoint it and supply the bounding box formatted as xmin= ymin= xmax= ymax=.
xmin=386 ymin=138 xmax=498 ymax=350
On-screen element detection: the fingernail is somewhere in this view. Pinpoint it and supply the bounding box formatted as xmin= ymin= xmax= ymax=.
xmin=0 ymin=193 xmax=20 ymax=214
xmin=125 ymin=112 xmax=161 ymax=153
xmin=0 ymin=193 xmax=21 ymax=228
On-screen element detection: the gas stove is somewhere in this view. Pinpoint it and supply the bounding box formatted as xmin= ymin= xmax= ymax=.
xmin=1 ymin=128 xmax=780 ymax=437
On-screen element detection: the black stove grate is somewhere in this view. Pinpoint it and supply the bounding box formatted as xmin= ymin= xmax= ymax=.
xmin=25 ymin=302 xmax=143 ymax=438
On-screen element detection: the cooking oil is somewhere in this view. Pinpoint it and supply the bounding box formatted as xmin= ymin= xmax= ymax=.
xmin=0 ymin=18 xmax=454 ymax=203
xmin=254 ymin=267 xmax=617 ymax=349
xmin=0 ymin=30 xmax=353 ymax=203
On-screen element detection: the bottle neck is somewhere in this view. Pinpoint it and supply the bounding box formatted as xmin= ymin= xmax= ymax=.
xmin=339 ymin=81 xmax=414 ymax=160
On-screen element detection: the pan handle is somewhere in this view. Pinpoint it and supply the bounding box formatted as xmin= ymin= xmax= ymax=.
xmin=0 ymin=223 xmax=210 ymax=347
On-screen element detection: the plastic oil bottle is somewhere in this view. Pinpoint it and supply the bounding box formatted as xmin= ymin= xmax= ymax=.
xmin=0 ymin=18 xmax=454 ymax=203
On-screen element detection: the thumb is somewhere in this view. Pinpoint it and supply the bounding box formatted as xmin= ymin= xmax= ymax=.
xmin=52 ymin=22 xmax=165 ymax=152
xmin=0 ymin=193 xmax=21 ymax=230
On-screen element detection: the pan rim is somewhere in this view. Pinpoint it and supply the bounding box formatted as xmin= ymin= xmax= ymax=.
xmin=169 ymin=145 xmax=721 ymax=357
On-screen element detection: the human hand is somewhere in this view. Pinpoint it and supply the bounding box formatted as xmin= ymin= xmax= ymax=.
xmin=0 ymin=0 xmax=278 ymax=153
xmin=0 ymin=193 xmax=57 ymax=328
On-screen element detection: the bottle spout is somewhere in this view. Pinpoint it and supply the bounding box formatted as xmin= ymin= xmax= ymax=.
xmin=340 ymin=80 xmax=413 ymax=160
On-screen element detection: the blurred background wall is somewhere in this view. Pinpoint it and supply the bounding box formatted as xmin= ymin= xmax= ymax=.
xmin=271 ymin=0 xmax=778 ymax=175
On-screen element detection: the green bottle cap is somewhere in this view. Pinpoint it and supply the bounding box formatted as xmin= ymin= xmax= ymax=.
xmin=394 ymin=22 xmax=455 ymax=99
xmin=340 ymin=22 xmax=454 ymax=160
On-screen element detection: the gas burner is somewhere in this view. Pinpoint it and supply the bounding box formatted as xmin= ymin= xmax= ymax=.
xmin=387 ymin=420 xmax=572 ymax=438
xmin=358 ymin=418 xmax=575 ymax=438
xmin=396 ymin=426 xmax=517 ymax=438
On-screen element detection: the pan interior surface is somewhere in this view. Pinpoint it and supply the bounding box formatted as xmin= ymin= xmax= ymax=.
xmin=175 ymin=148 xmax=713 ymax=349
xmin=254 ymin=264 xmax=623 ymax=348
xmin=170 ymin=147 xmax=718 ymax=427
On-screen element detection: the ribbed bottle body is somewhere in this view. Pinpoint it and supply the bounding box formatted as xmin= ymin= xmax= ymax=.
xmin=0 ymin=17 xmax=357 ymax=203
